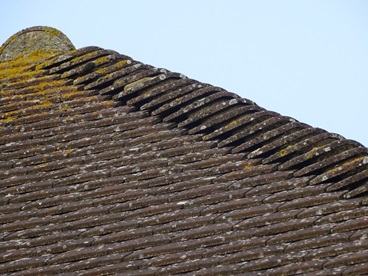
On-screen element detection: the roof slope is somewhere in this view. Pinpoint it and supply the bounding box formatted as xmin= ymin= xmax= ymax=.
xmin=1 ymin=27 xmax=368 ymax=275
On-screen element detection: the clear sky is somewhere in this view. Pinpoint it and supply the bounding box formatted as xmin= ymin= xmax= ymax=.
xmin=1 ymin=0 xmax=367 ymax=147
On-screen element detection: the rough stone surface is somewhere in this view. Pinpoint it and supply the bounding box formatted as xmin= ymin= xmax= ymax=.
xmin=0 ymin=26 xmax=75 ymax=62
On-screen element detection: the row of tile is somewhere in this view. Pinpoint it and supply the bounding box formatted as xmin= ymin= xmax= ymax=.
xmin=36 ymin=47 xmax=368 ymax=199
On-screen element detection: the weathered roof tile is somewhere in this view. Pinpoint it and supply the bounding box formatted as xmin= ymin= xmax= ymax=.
xmin=284 ymin=231 xmax=352 ymax=254
xmin=1 ymin=26 xmax=367 ymax=274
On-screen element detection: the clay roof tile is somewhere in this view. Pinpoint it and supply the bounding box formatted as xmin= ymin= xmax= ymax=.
xmin=1 ymin=26 xmax=367 ymax=274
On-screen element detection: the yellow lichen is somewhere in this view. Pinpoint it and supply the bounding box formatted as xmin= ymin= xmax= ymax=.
xmin=95 ymin=59 xmax=129 ymax=75
xmin=279 ymin=145 xmax=296 ymax=157
xmin=0 ymin=66 xmax=35 ymax=79
xmin=0 ymin=50 xmax=57 ymax=83
xmin=0 ymin=115 xmax=16 ymax=123
xmin=96 ymin=68 xmax=107 ymax=75
xmin=243 ymin=164 xmax=254 ymax=170
xmin=68 ymin=51 xmax=97 ymax=65
xmin=60 ymin=105 xmax=71 ymax=111
xmin=24 ymin=49 xmax=58 ymax=61
xmin=223 ymin=119 xmax=239 ymax=130
xmin=31 ymin=80 xmax=65 ymax=93
xmin=61 ymin=90 xmax=79 ymax=100
xmin=40 ymin=99 xmax=53 ymax=107
xmin=305 ymin=146 xmax=323 ymax=160
xmin=2 ymin=109 xmax=20 ymax=120
xmin=64 ymin=148 xmax=73 ymax=156
xmin=328 ymin=156 xmax=366 ymax=174
xmin=93 ymin=55 xmax=112 ymax=66
xmin=44 ymin=28 xmax=62 ymax=38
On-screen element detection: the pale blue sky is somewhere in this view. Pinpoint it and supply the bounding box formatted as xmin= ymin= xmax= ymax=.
xmin=1 ymin=0 xmax=367 ymax=146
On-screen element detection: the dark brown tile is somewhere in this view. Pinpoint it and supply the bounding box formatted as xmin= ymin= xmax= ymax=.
xmin=77 ymin=260 xmax=144 ymax=275
xmin=331 ymin=216 xmax=368 ymax=233
xmin=219 ymin=244 xmax=284 ymax=265
xmin=154 ymin=256 xmax=221 ymax=274
xmin=127 ymin=73 xmax=187 ymax=107
xmin=8 ymin=265 xmax=63 ymax=276
xmin=177 ymin=91 xmax=242 ymax=129
xmin=218 ymin=202 xmax=279 ymax=222
xmin=162 ymin=86 xmax=224 ymax=123
xmin=201 ymin=195 xmax=264 ymax=216
xmin=140 ymin=78 xmax=194 ymax=111
xmin=123 ymin=241 xmax=185 ymax=261
xmin=297 ymin=197 xmax=363 ymax=219
xmin=0 ymin=255 xmax=51 ymax=274
xmin=253 ymin=128 xmax=323 ymax=161
xmin=44 ymin=244 xmax=106 ymax=265
xmin=266 ymin=259 xmax=326 ymax=276
xmin=263 ymin=183 xmax=328 ymax=204
xmin=294 ymin=147 xmax=367 ymax=177
xmin=214 ymin=163 xmax=277 ymax=182
xmin=49 ymin=49 xmax=112 ymax=74
xmin=327 ymin=169 xmax=368 ymax=193
xmin=104 ymin=234 xmax=168 ymax=255
xmin=310 ymin=156 xmax=368 ymax=186
xmin=195 ymin=263 xmax=246 ymax=276
xmin=240 ymin=173 xmax=306 ymax=196
xmin=110 ymin=68 xmax=162 ymax=99
xmin=237 ymin=251 xmax=305 ymax=272
xmin=170 ymin=222 xmax=233 ymax=242
xmin=316 ymin=206 xmax=368 ymax=225
xmin=190 ymin=104 xmax=260 ymax=136
xmin=284 ymin=232 xmax=352 ymax=254
xmin=267 ymin=224 xmax=332 ymax=245
xmin=143 ymin=206 xmax=205 ymax=229
xmin=218 ymin=113 xmax=285 ymax=148
xmin=278 ymin=190 xmax=343 ymax=212
xmin=304 ymin=240 xmax=368 ymax=261
xmin=92 ymin=227 xmax=153 ymax=246
xmin=151 ymin=82 xmax=203 ymax=116
xmin=61 ymin=252 xmax=128 ymax=272
xmin=342 ymin=262 xmax=368 ymax=275
xmin=235 ymin=211 xmax=309 ymax=232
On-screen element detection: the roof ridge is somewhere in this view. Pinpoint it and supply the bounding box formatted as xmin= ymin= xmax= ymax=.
xmin=31 ymin=46 xmax=367 ymax=199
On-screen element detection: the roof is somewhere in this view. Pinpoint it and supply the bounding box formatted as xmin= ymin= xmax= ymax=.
xmin=1 ymin=26 xmax=368 ymax=275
